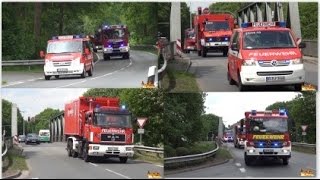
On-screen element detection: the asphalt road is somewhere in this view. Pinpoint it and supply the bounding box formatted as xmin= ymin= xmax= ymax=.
xmin=188 ymin=52 xmax=318 ymax=92
xmin=2 ymin=50 xmax=157 ymax=88
xmin=167 ymin=142 xmax=316 ymax=178
xmin=21 ymin=142 xmax=163 ymax=179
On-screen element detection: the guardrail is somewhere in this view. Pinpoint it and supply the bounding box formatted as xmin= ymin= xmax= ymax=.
xmin=292 ymin=142 xmax=316 ymax=148
xmin=164 ymin=142 xmax=219 ymax=165
xmin=134 ymin=145 xmax=164 ymax=154
xmin=302 ymin=40 xmax=318 ymax=57
xmin=2 ymin=60 xmax=44 ymax=66
xmin=2 ymin=137 xmax=13 ymax=157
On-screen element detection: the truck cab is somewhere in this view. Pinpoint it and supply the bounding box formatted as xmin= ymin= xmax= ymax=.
xmin=183 ymin=28 xmax=196 ymax=53
xmin=241 ymin=109 xmax=291 ymax=166
xmin=40 ymin=35 xmax=94 ymax=80
xmin=227 ymin=22 xmax=306 ymax=91
xmin=102 ymin=24 xmax=130 ymax=60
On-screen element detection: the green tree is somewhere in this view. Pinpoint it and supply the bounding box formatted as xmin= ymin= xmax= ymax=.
xmin=200 ymin=114 xmax=220 ymax=141
xmin=2 ymin=99 xmax=24 ymax=137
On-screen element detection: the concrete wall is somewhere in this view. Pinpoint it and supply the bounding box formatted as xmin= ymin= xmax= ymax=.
xmin=302 ymin=40 xmax=318 ymax=57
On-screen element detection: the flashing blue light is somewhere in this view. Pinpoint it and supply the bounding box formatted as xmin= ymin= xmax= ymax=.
xmin=225 ymin=37 xmax=228 ymax=41
xmin=96 ymin=104 xmax=100 ymax=108
xmin=279 ymin=109 xmax=286 ymax=115
xmin=274 ymin=143 xmax=278 ymax=147
xmin=241 ymin=22 xmax=251 ymax=28
xmin=259 ymin=143 xmax=263 ymax=147
xmin=120 ymin=43 xmax=124 ymax=47
xmin=121 ymin=105 xmax=126 ymax=110
xmin=251 ymin=110 xmax=257 ymax=115
xmin=108 ymin=45 xmax=112 ymax=48
xmin=277 ymin=21 xmax=286 ymax=28
xmin=208 ymin=38 xmax=213 ymax=42
xmin=52 ymin=36 xmax=58 ymax=40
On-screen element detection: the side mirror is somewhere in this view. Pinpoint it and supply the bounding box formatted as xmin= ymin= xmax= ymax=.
xmin=40 ymin=51 xmax=45 ymax=58
xmin=85 ymin=48 xmax=90 ymax=55
xmin=231 ymin=43 xmax=238 ymax=51
xmin=298 ymin=42 xmax=306 ymax=49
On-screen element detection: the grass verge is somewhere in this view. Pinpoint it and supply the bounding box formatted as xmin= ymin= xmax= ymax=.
xmin=133 ymin=150 xmax=163 ymax=165
xmin=162 ymin=68 xmax=199 ymax=92
xmin=2 ymin=65 xmax=43 ymax=72
xmin=2 ymin=149 xmax=28 ymax=178
xmin=292 ymin=146 xmax=316 ymax=154
xmin=2 ymin=81 xmax=7 ymax=85
xmin=131 ymin=46 xmax=157 ymax=55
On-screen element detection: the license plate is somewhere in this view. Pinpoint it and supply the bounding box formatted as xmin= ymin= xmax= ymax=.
xmin=108 ymin=147 xmax=118 ymax=151
xmin=263 ymin=149 xmax=274 ymax=153
xmin=266 ymin=76 xmax=285 ymax=82
xmin=57 ymin=68 xmax=68 ymax=72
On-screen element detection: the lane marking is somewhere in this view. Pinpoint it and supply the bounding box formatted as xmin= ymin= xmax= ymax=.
xmin=235 ymin=163 xmax=241 ymax=167
xmin=105 ymin=168 xmax=131 ymax=179
xmin=89 ymin=162 xmax=98 ymax=167
xmin=57 ymin=80 xmax=86 ymax=88
xmin=155 ymin=164 xmax=164 ymax=168
xmin=2 ymin=81 xmax=24 ymax=87
xmin=239 ymin=168 xmax=246 ymax=173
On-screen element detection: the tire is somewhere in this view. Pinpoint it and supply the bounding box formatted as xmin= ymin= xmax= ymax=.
xmin=198 ymin=50 xmax=201 ymax=56
xmin=44 ymin=75 xmax=51 ymax=80
xmin=123 ymin=53 xmax=129 ymax=59
xmin=104 ymin=54 xmax=110 ymax=60
xmin=294 ymin=84 xmax=302 ymax=91
xmin=55 ymin=75 xmax=59 ymax=79
xmin=223 ymin=50 xmax=228 ymax=57
xmin=83 ymin=143 xmax=91 ymax=162
xmin=283 ymin=158 xmax=289 ymax=165
xmin=80 ymin=67 xmax=86 ymax=78
xmin=238 ymin=73 xmax=247 ymax=91
xmin=201 ymin=47 xmax=207 ymax=57
xmin=227 ymin=68 xmax=236 ymax=85
xmin=244 ymin=153 xmax=252 ymax=166
xmin=119 ymin=157 xmax=128 ymax=163
xmin=67 ymin=140 xmax=72 ymax=157
xmin=87 ymin=64 xmax=93 ymax=77
xmin=93 ymin=48 xmax=97 ymax=53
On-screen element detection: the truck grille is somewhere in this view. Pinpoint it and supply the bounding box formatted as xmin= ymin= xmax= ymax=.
xmin=53 ymin=61 xmax=72 ymax=67
xmin=258 ymin=60 xmax=290 ymax=67
xmin=254 ymin=141 xmax=283 ymax=148
xmin=101 ymin=134 xmax=125 ymax=142
xmin=257 ymin=71 xmax=293 ymax=76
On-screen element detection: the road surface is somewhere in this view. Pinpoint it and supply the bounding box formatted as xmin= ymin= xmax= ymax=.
xmin=21 ymin=142 xmax=163 ymax=179
xmin=188 ymin=52 xmax=318 ymax=91
xmin=2 ymin=50 xmax=157 ymax=88
xmin=166 ymin=142 xmax=316 ymax=178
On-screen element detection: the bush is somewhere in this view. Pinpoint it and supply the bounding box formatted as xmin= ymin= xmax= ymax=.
xmin=176 ymin=147 xmax=191 ymax=156
xmin=190 ymin=146 xmax=203 ymax=155
xmin=164 ymin=145 xmax=176 ymax=158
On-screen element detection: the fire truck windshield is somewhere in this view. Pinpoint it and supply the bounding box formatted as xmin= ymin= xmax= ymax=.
xmin=104 ymin=29 xmax=125 ymax=39
xmin=94 ymin=113 xmax=132 ymax=128
xmin=47 ymin=41 xmax=82 ymax=54
xmin=243 ymin=30 xmax=296 ymax=50
xmin=205 ymin=21 xmax=230 ymax=31
xmin=249 ymin=118 xmax=288 ymax=133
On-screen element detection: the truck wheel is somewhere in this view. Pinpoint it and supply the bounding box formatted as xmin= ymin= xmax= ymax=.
xmin=201 ymin=47 xmax=207 ymax=57
xmin=244 ymin=153 xmax=252 ymax=166
xmin=238 ymin=73 xmax=247 ymax=91
xmin=93 ymin=48 xmax=97 ymax=53
xmin=223 ymin=50 xmax=228 ymax=57
xmin=283 ymin=158 xmax=289 ymax=165
xmin=294 ymin=84 xmax=302 ymax=91
xmin=123 ymin=53 xmax=129 ymax=59
xmin=44 ymin=75 xmax=51 ymax=80
xmin=87 ymin=64 xmax=93 ymax=77
xmin=55 ymin=75 xmax=59 ymax=79
xmin=67 ymin=141 xmax=72 ymax=157
xmin=104 ymin=54 xmax=110 ymax=60
xmin=198 ymin=50 xmax=201 ymax=56
xmin=227 ymin=68 xmax=236 ymax=85
xmin=80 ymin=68 xmax=86 ymax=78
xmin=119 ymin=157 xmax=128 ymax=163
xmin=83 ymin=143 xmax=91 ymax=162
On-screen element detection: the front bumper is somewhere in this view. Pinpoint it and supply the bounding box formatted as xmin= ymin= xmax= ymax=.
xmin=103 ymin=46 xmax=129 ymax=55
xmin=240 ymin=64 xmax=305 ymax=85
xmin=88 ymin=144 xmax=134 ymax=157
xmin=44 ymin=62 xmax=84 ymax=76
xmin=238 ymin=141 xmax=245 ymax=146
xmin=245 ymin=147 xmax=291 ymax=158
xmin=205 ymin=42 xmax=229 ymax=47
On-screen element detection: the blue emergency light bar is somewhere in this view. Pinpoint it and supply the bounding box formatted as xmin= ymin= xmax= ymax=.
xmin=251 ymin=110 xmax=257 ymax=115
xmin=241 ymin=21 xmax=286 ymax=28
xmin=279 ymin=109 xmax=286 ymax=115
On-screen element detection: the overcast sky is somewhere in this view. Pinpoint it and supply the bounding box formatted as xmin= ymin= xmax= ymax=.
xmin=188 ymin=1 xmax=215 ymax=13
xmin=2 ymin=88 xmax=88 ymax=120
xmin=204 ymin=92 xmax=300 ymax=126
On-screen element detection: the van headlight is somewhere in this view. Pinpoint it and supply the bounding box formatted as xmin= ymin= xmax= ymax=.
xmin=243 ymin=59 xmax=256 ymax=66
xmin=291 ymin=58 xmax=303 ymax=64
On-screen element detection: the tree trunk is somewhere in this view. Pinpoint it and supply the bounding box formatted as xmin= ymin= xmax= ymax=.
xmin=34 ymin=2 xmax=42 ymax=57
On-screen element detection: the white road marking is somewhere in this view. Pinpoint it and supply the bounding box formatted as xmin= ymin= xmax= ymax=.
xmin=57 ymin=80 xmax=87 ymax=88
xmin=2 ymin=81 xmax=24 ymax=87
xmin=89 ymin=162 xmax=98 ymax=167
xmin=235 ymin=163 xmax=241 ymax=167
xmin=239 ymin=168 xmax=246 ymax=173
xmin=155 ymin=164 xmax=164 ymax=167
xmin=105 ymin=168 xmax=131 ymax=179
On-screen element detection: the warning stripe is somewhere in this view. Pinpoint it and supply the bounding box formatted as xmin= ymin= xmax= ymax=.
xmin=176 ymin=39 xmax=182 ymax=56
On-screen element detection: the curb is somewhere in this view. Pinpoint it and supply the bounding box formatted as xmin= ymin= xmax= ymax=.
xmin=3 ymin=170 xmax=21 ymax=179
xmin=164 ymin=158 xmax=230 ymax=175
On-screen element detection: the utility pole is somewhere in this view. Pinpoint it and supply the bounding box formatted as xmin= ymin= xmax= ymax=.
xmin=189 ymin=2 xmax=192 ymax=29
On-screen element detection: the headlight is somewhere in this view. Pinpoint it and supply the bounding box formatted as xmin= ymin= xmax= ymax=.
xmin=291 ymin=58 xmax=303 ymax=64
xmin=243 ymin=59 xmax=256 ymax=66
xmin=74 ymin=57 xmax=80 ymax=65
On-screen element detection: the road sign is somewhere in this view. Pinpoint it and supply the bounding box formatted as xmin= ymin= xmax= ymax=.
xmin=302 ymin=132 xmax=307 ymax=136
xmin=138 ymin=128 xmax=145 ymax=134
xmin=137 ymin=118 xmax=147 ymax=128
xmin=301 ymin=125 xmax=308 ymax=132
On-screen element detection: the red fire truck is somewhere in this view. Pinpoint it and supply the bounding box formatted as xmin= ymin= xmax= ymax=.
xmin=64 ymin=97 xmax=134 ymax=163
xmin=193 ymin=7 xmax=235 ymax=57
xmin=239 ymin=109 xmax=291 ymax=166
xmin=183 ymin=28 xmax=196 ymax=53
xmin=232 ymin=120 xmax=246 ymax=148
